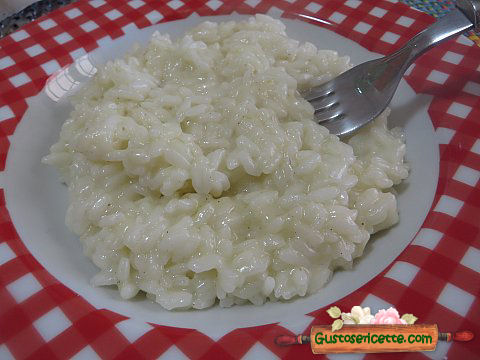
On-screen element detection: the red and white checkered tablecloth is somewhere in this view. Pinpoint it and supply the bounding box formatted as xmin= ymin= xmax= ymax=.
xmin=0 ymin=0 xmax=479 ymax=359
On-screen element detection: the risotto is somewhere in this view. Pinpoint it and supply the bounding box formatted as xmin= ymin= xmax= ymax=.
xmin=43 ymin=15 xmax=408 ymax=310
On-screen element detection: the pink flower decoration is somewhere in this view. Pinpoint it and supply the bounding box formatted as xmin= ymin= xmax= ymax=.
xmin=371 ymin=307 xmax=407 ymax=325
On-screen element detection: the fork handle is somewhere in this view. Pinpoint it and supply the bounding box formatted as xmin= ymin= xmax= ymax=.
xmin=388 ymin=1 xmax=478 ymax=72
xmin=457 ymin=0 xmax=480 ymax=31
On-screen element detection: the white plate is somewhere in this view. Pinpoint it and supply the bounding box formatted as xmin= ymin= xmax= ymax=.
xmin=4 ymin=14 xmax=439 ymax=337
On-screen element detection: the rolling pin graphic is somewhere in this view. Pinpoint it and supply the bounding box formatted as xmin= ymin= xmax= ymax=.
xmin=275 ymin=325 xmax=474 ymax=354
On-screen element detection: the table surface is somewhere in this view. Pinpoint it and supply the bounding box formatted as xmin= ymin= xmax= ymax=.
xmin=0 ymin=0 xmax=457 ymax=37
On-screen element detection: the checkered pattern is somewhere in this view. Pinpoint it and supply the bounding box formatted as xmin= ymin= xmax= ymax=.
xmin=404 ymin=0 xmax=454 ymax=17
xmin=0 ymin=0 xmax=479 ymax=359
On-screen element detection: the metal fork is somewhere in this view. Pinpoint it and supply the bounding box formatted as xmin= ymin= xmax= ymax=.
xmin=306 ymin=0 xmax=480 ymax=137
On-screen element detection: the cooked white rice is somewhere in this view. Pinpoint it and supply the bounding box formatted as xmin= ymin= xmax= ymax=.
xmin=43 ymin=15 xmax=408 ymax=310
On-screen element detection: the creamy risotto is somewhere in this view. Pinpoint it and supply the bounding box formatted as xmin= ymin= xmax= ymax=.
xmin=43 ymin=15 xmax=408 ymax=310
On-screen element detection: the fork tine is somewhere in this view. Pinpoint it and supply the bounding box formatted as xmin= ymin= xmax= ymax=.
xmin=303 ymin=84 xmax=334 ymax=102
xmin=312 ymin=98 xmax=339 ymax=113
xmin=314 ymin=108 xmax=344 ymax=123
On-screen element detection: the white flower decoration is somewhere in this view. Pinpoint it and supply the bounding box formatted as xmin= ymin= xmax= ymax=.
xmin=341 ymin=306 xmax=375 ymax=324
